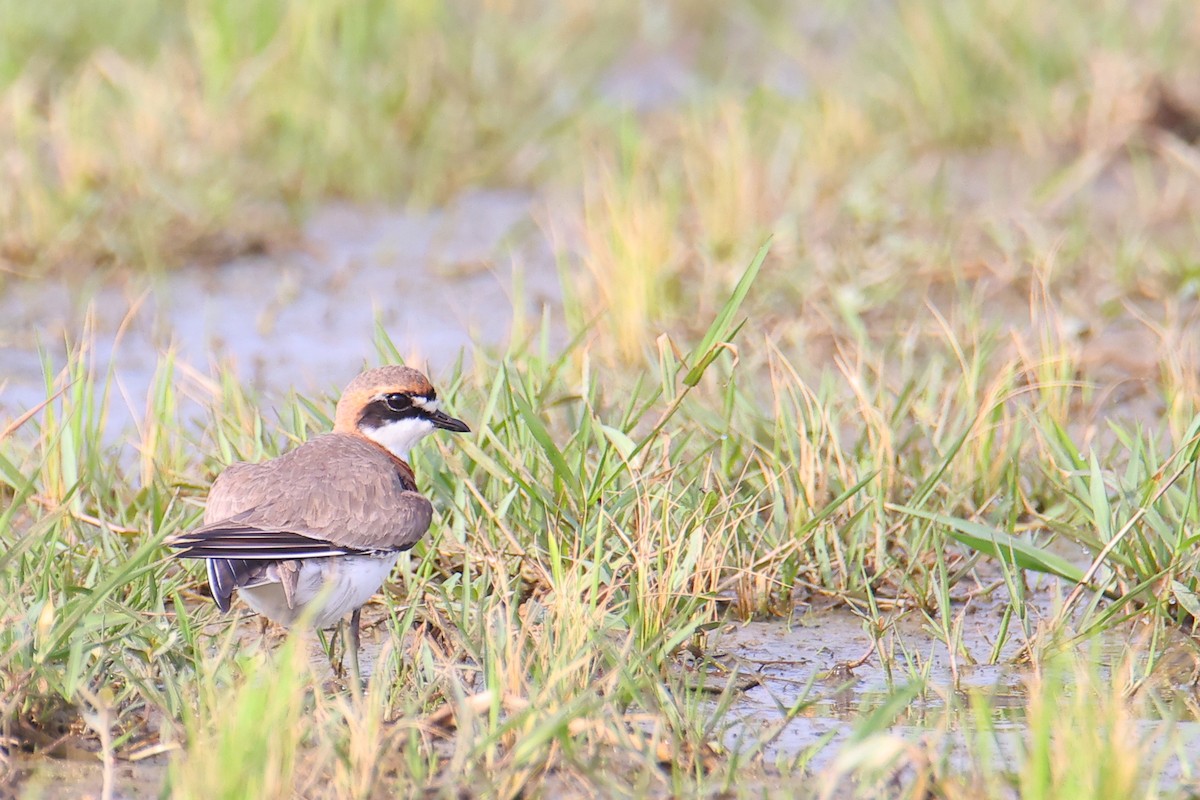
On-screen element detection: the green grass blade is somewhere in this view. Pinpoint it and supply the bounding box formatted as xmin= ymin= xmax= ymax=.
xmin=893 ymin=505 xmax=1086 ymax=583
xmin=512 ymin=393 xmax=581 ymax=502
xmin=683 ymin=240 xmax=769 ymax=387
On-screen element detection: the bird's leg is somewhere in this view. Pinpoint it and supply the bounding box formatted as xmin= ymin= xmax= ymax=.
xmin=325 ymin=622 xmax=344 ymax=679
xmin=350 ymin=607 xmax=363 ymax=656
xmin=347 ymin=608 xmax=363 ymax=694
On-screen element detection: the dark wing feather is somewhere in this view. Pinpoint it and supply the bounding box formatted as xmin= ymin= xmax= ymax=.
xmin=206 ymin=557 xmax=254 ymax=612
xmin=172 ymin=523 xmax=368 ymax=559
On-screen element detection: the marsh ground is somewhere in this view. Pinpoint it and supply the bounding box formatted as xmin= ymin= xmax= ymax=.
xmin=3 ymin=1 xmax=1200 ymax=798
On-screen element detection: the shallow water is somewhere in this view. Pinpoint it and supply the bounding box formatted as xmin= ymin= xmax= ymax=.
xmin=710 ymin=606 xmax=1021 ymax=760
xmin=13 ymin=601 xmax=1200 ymax=798
xmin=706 ymin=601 xmax=1200 ymax=788
xmin=0 ymin=190 xmax=559 ymax=432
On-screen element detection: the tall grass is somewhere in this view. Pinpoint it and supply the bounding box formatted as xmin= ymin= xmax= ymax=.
xmin=0 ymin=0 xmax=635 ymax=275
xmin=5 ymin=0 xmax=1194 ymax=280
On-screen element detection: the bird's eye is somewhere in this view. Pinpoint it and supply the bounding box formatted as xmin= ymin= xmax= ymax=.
xmin=384 ymin=393 xmax=412 ymax=412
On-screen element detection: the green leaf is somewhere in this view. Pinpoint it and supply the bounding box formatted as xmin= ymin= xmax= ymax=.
xmin=1171 ymin=581 xmax=1200 ymax=620
xmin=1048 ymin=419 xmax=1087 ymax=470
xmin=1087 ymin=453 xmax=1114 ymax=541
xmin=847 ymin=680 xmax=924 ymax=743
xmin=1182 ymin=414 xmax=1200 ymax=463
xmin=797 ymin=471 xmax=879 ymax=535
xmin=893 ymin=506 xmax=1086 ymax=583
xmin=598 ymin=424 xmax=636 ymax=460
xmin=911 ymin=425 xmax=971 ymax=507
xmin=683 ymin=239 xmax=769 ymax=387
xmin=513 ymin=394 xmax=580 ymax=500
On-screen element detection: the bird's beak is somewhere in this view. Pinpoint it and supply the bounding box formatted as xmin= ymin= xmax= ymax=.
xmin=429 ymin=409 xmax=470 ymax=433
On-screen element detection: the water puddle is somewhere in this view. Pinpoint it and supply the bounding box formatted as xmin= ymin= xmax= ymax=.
xmin=705 ymin=605 xmax=1021 ymax=761
xmin=704 ymin=601 xmax=1200 ymax=787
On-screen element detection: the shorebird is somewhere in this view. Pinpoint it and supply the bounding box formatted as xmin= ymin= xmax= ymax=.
xmin=169 ymin=365 xmax=469 ymax=675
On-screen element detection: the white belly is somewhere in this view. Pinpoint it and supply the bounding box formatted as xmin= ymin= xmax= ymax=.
xmin=239 ymin=553 xmax=399 ymax=629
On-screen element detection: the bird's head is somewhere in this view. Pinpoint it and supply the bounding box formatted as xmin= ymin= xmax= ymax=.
xmin=334 ymin=365 xmax=470 ymax=461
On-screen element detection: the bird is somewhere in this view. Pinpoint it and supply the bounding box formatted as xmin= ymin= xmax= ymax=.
xmin=169 ymin=365 xmax=469 ymax=676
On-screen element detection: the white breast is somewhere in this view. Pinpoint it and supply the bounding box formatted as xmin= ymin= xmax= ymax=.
xmin=360 ymin=417 xmax=435 ymax=461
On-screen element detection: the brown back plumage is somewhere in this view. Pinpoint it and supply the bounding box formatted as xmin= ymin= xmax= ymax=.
xmin=196 ymin=434 xmax=432 ymax=551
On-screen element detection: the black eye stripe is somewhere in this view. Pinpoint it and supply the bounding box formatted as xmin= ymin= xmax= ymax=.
xmin=357 ymin=397 xmax=426 ymax=430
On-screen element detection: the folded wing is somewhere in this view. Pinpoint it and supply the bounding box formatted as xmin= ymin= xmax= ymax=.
xmin=168 ymin=434 xmax=436 ymax=610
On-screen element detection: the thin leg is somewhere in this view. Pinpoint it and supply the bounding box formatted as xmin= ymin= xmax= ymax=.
xmin=326 ymin=621 xmax=344 ymax=678
xmin=348 ymin=608 xmax=363 ymax=693
xmin=350 ymin=607 xmax=362 ymax=655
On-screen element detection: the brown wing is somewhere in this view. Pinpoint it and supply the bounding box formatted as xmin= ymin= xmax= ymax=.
xmin=170 ymin=435 xmax=434 ymax=612
xmin=201 ymin=461 xmax=258 ymax=526
xmin=172 ymin=434 xmax=434 ymax=556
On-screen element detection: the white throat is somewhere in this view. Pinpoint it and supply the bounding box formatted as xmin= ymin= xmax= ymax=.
xmin=360 ymin=417 xmax=435 ymax=461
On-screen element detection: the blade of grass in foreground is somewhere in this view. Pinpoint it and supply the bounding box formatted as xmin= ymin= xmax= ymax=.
xmin=513 ymin=393 xmax=583 ymax=503
xmin=682 ymin=239 xmax=769 ymax=387
xmin=622 ymin=240 xmax=769 ymax=471
xmin=889 ymin=505 xmax=1086 ymax=584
